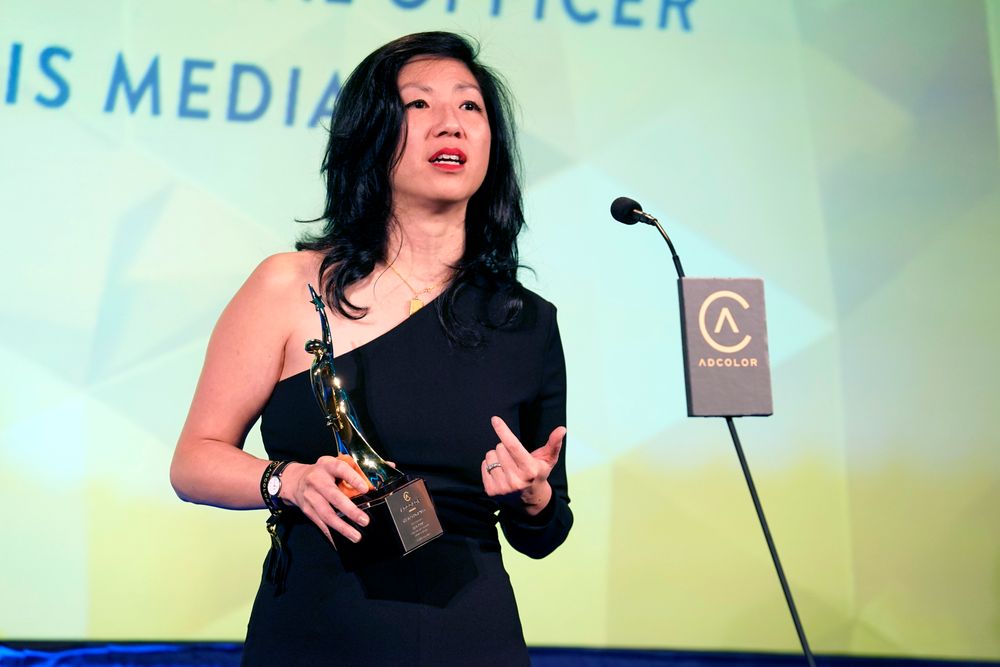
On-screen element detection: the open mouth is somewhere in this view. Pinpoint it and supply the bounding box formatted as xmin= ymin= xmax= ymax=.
xmin=429 ymin=148 xmax=467 ymax=165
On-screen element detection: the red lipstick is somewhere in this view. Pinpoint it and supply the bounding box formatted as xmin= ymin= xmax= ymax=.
xmin=428 ymin=148 xmax=467 ymax=171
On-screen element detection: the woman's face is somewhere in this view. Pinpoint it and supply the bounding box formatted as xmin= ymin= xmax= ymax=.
xmin=392 ymin=57 xmax=491 ymax=214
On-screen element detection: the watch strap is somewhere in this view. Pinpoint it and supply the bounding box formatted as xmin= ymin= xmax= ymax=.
xmin=260 ymin=460 xmax=290 ymax=515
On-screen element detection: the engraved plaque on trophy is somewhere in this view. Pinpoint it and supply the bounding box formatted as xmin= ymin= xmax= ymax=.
xmin=305 ymin=285 xmax=443 ymax=570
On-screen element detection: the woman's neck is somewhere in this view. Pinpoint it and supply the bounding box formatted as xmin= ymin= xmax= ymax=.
xmin=386 ymin=203 xmax=466 ymax=284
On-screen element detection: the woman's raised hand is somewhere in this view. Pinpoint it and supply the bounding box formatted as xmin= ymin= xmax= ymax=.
xmin=481 ymin=416 xmax=566 ymax=516
xmin=278 ymin=456 xmax=372 ymax=544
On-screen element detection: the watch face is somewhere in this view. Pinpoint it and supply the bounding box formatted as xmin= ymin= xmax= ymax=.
xmin=267 ymin=475 xmax=281 ymax=497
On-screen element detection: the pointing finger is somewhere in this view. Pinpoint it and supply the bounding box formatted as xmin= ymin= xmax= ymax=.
xmin=490 ymin=416 xmax=533 ymax=464
xmin=490 ymin=416 xmax=519 ymax=446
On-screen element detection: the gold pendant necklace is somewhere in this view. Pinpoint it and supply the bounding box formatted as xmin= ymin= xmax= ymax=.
xmin=387 ymin=263 xmax=447 ymax=315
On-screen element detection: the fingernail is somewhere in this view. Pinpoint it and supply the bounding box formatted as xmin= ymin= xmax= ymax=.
xmin=357 ymin=514 xmax=370 ymax=527
xmin=491 ymin=416 xmax=500 ymax=425
xmin=351 ymin=531 xmax=362 ymax=543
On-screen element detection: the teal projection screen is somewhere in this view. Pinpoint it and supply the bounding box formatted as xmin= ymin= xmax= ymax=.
xmin=2 ymin=1 xmax=998 ymax=660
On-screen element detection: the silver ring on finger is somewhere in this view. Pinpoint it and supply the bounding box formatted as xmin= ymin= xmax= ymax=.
xmin=486 ymin=462 xmax=503 ymax=474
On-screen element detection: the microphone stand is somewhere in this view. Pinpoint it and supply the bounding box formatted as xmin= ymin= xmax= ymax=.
xmin=649 ymin=221 xmax=817 ymax=667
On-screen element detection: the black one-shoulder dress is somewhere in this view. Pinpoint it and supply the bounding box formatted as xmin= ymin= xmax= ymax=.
xmin=241 ymin=286 xmax=572 ymax=667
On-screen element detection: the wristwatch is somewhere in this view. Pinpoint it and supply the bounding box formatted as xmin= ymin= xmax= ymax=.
xmin=261 ymin=460 xmax=291 ymax=514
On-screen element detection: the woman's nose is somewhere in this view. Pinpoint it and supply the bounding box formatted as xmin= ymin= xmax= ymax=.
xmin=433 ymin=106 xmax=463 ymax=137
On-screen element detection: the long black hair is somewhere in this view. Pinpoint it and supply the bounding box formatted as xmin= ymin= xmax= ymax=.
xmin=297 ymin=31 xmax=526 ymax=345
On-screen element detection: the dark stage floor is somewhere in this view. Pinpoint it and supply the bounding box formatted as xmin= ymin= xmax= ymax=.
xmin=1 ymin=643 xmax=997 ymax=667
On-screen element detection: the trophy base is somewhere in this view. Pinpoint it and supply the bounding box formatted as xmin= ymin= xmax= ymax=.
xmin=331 ymin=476 xmax=444 ymax=571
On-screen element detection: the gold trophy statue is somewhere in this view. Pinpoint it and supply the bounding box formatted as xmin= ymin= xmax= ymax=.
xmin=306 ymin=285 xmax=442 ymax=569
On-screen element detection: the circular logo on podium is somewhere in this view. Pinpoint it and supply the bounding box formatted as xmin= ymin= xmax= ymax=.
xmin=698 ymin=290 xmax=752 ymax=353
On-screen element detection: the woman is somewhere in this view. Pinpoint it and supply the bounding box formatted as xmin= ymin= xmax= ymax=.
xmin=171 ymin=32 xmax=571 ymax=665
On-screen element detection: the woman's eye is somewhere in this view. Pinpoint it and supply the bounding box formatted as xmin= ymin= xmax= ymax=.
xmin=405 ymin=99 xmax=428 ymax=109
xmin=460 ymin=101 xmax=483 ymax=112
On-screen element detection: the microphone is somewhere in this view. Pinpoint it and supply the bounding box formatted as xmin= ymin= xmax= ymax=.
xmin=610 ymin=196 xmax=685 ymax=278
xmin=610 ymin=196 xmax=658 ymax=226
xmin=610 ymin=198 xmax=813 ymax=667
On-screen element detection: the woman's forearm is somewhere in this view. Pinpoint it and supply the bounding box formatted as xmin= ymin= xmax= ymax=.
xmin=170 ymin=438 xmax=270 ymax=510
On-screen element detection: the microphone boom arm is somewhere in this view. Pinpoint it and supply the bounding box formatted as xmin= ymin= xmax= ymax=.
xmin=649 ymin=216 xmax=685 ymax=279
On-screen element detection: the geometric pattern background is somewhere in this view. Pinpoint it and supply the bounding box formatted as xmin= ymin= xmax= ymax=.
xmin=1 ymin=0 xmax=997 ymax=659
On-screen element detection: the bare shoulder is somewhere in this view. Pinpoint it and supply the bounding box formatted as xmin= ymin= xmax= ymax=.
xmin=214 ymin=250 xmax=324 ymax=344
xmin=246 ymin=250 xmax=324 ymax=295
xmin=180 ymin=252 xmax=326 ymax=453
